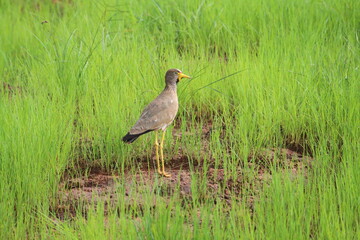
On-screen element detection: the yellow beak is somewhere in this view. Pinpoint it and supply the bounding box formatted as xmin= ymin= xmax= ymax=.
xmin=178 ymin=72 xmax=191 ymax=80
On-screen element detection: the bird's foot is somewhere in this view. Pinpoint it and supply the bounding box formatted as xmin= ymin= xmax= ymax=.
xmin=157 ymin=170 xmax=171 ymax=178
xmin=161 ymin=171 xmax=171 ymax=178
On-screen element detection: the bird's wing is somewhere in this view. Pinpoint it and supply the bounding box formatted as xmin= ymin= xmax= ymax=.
xmin=129 ymin=94 xmax=178 ymax=135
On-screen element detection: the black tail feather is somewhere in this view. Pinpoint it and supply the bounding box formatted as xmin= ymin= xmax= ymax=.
xmin=122 ymin=130 xmax=153 ymax=143
xmin=122 ymin=133 xmax=140 ymax=143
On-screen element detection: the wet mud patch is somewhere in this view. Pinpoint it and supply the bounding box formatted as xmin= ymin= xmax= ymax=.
xmin=251 ymin=148 xmax=313 ymax=178
xmin=54 ymin=121 xmax=313 ymax=220
xmin=54 ymin=146 xmax=312 ymax=220
xmin=1 ymin=82 xmax=23 ymax=98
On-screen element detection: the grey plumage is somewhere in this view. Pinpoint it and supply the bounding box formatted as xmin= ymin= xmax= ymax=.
xmin=122 ymin=68 xmax=191 ymax=177
xmin=122 ymin=69 xmax=189 ymax=143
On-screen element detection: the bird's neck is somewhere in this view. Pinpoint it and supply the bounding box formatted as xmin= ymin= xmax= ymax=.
xmin=164 ymin=83 xmax=177 ymax=92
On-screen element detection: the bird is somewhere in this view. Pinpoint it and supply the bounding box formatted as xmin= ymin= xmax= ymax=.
xmin=122 ymin=68 xmax=191 ymax=177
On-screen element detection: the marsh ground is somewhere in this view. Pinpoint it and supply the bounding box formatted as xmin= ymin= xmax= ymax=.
xmin=0 ymin=0 xmax=359 ymax=239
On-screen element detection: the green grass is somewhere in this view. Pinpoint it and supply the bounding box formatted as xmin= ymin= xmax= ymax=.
xmin=0 ymin=0 xmax=359 ymax=239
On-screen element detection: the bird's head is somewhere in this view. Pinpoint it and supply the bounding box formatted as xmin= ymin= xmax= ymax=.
xmin=165 ymin=68 xmax=191 ymax=85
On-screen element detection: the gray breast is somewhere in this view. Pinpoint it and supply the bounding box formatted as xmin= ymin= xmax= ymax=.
xmin=129 ymin=89 xmax=178 ymax=135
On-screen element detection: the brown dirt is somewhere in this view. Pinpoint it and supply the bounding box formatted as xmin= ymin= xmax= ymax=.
xmin=54 ymin=144 xmax=312 ymax=220
xmin=53 ymin=121 xmax=313 ymax=219
xmin=1 ymin=82 xmax=22 ymax=97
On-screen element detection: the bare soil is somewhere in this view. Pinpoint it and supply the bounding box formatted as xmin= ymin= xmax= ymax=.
xmin=51 ymin=123 xmax=312 ymax=219
xmin=54 ymin=123 xmax=313 ymax=220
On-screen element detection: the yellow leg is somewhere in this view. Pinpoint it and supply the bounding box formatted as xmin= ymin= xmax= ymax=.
xmin=160 ymin=130 xmax=171 ymax=177
xmin=154 ymin=131 xmax=162 ymax=175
